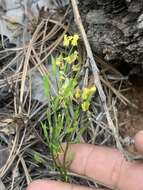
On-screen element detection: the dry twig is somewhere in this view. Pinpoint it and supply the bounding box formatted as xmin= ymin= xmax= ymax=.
xmin=70 ymin=0 xmax=126 ymax=154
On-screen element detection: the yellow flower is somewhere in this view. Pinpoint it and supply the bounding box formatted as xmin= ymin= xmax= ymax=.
xmin=64 ymin=51 xmax=78 ymax=64
xmin=75 ymin=87 xmax=81 ymax=99
xmin=59 ymin=75 xmax=65 ymax=80
xmin=71 ymin=34 xmax=79 ymax=46
xmin=89 ymin=86 xmax=96 ymax=93
xmin=82 ymin=88 xmax=89 ymax=100
xmin=59 ymin=70 xmax=65 ymax=80
xmin=81 ymin=101 xmax=90 ymax=112
xmin=82 ymin=86 xmax=96 ymax=100
xmin=72 ymin=64 xmax=80 ymax=71
xmin=63 ymin=34 xmax=79 ymax=47
xmin=63 ymin=34 xmax=71 ymax=47
xmin=55 ymin=55 xmax=63 ymax=66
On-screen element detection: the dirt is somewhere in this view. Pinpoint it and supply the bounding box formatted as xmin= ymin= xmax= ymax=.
xmin=118 ymin=75 xmax=143 ymax=153
xmin=119 ymin=86 xmax=143 ymax=137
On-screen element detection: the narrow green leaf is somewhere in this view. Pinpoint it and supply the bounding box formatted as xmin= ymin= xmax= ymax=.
xmin=69 ymin=152 xmax=74 ymax=162
xmin=61 ymin=78 xmax=77 ymax=98
xmin=34 ymin=152 xmax=42 ymax=163
xmin=43 ymin=75 xmax=50 ymax=97
xmin=65 ymin=126 xmax=76 ymax=134
xmin=41 ymin=122 xmax=48 ymax=140
xmin=51 ymin=55 xmax=57 ymax=75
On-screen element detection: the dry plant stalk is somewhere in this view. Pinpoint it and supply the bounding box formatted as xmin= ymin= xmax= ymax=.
xmin=0 ymin=10 xmax=69 ymax=180
xmin=70 ymin=0 xmax=124 ymax=151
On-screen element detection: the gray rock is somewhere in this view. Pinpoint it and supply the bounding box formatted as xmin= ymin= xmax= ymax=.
xmin=30 ymin=65 xmax=58 ymax=102
xmin=82 ymin=0 xmax=143 ymax=65
xmin=86 ymin=10 xmax=108 ymax=24
xmin=0 ymin=0 xmax=70 ymax=46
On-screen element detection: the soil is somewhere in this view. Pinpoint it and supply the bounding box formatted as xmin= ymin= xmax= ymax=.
xmin=118 ymin=75 xmax=143 ymax=153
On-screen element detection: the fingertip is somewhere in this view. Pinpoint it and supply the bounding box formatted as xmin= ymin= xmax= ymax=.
xmin=134 ymin=131 xmax=143 ymax=155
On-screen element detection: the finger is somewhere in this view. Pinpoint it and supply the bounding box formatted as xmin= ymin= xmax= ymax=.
xmin=59 ymin=144 xmax=124 ymax=189
xmin=27 ymin=180 xmax=108 ymax=190
xmin=134 ymin=131 xmax=143 ymax=154
xmin=59 ymin=144 xmax=143 ymax=190
xmin=117 ymin=160 xmax=143 ymax=190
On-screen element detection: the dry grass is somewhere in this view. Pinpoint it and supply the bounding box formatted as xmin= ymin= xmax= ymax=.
xmin=0 ymin=5 xmax=134 ymax=190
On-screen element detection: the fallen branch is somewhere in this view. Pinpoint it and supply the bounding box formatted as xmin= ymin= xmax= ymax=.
xmin=70 ymin=0 xmax=125 ymax=153
xmin=70 ymin=0 xmax=106 ymax=103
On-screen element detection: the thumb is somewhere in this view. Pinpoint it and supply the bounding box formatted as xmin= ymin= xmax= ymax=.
xmin=134 ymin=131 xmax=143 ymax=155
xmin=27 ymin=180 xmax=108 ymax=190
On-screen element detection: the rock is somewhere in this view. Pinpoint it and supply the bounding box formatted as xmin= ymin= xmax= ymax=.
xmin=81 ymin=0 xmax=143 ymax=66
xmin=137 ymin=14 xmax=143 ymax=29
xmin=0 ymin=0 xmax=69 ymax=46
xmin=29 ymin=64 xmax=59 ymax=102
xmin=86 ymin=10 xmax=108 ymax=24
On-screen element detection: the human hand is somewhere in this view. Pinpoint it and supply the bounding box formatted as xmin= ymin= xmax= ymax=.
xmin=27 ymin=131 xmax=143 ymax=190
